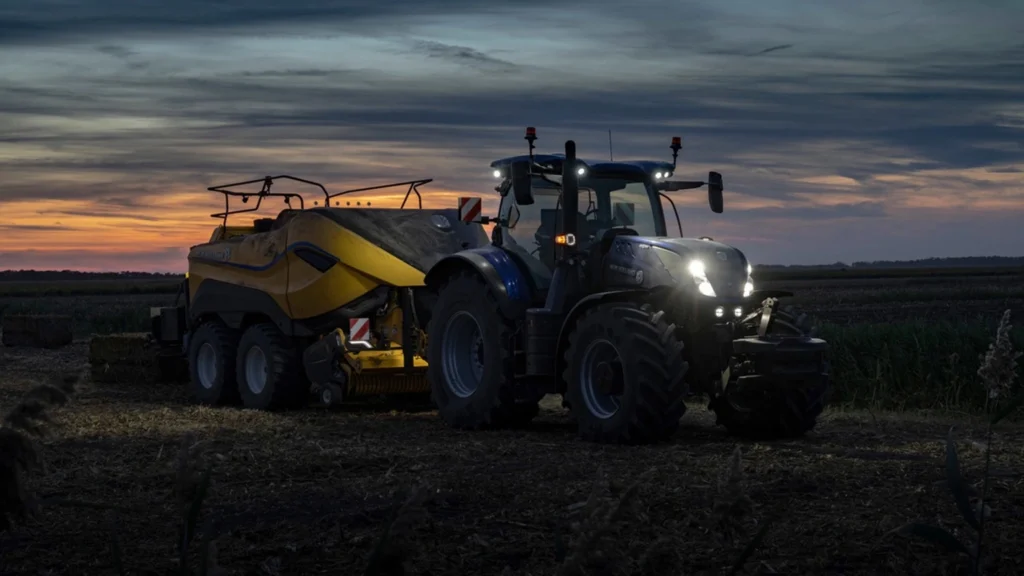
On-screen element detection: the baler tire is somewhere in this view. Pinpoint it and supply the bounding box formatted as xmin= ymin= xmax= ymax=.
xmin=187 ymin=320 xmax=240 ymax=406
xmin=235 ymin=322 xmax=308 ymax=411
xmin=563 ymin=301 xmax=688 ymax=444
xmin=427 ymin=271 xmax=537 ymax=430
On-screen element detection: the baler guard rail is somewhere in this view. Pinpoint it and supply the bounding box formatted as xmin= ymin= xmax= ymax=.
xmin=328 ymin=178 xmax=433 ymax=210
xmin=206 ymin=175 xmax=435 ymax=226
xmin=208 ymin=175 xmax=315 ymax=227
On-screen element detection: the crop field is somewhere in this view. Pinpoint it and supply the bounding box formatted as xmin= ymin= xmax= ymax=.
xmin=1 ymin=267 xmax=1023 ymax=575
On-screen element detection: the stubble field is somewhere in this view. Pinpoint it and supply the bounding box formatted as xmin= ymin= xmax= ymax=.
xmin=1 ymin=268 xmax=1022 ymax=575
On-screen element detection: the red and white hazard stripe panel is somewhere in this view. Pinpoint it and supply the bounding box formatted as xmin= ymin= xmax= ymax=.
xmin=458 ymin=197 xmax=481 ymax=223
xmin=349 ymin=318 xmax=370 ymax=343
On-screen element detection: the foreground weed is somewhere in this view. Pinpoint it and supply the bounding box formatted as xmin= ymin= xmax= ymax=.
xmin=0 ymin=371 xmax=81 ymax=532
xmin=554 ymin=454 xmax=771 ymax=576
xmin=557 ymin=467 xmax=656 ymax=576
xmin=710 ymin=448 xmax=772 ymax=576
xmin=891 ymin=309 xmax=1022 ymax=574
xmin=363 ymin=485 xmax=433 ymax=576
xmin=173 ymin=432 xmax=222 ymax=576
xmin=710 ymin=447 xmax=754 ymax=547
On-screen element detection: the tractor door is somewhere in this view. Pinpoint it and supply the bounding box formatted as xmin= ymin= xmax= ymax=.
xmin=496 ymin=176 xmax=594 ymax=297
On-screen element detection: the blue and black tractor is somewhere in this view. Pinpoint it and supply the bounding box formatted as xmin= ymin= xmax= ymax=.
xmin=423 ymin=127 xmax=831 ymax=444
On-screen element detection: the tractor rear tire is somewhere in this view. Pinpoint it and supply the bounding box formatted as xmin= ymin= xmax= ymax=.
xmin=427 ymin=271 xmax=538 ymax=430
xmin=710 ymin=302 xmax=831 ymax=440
xmin=236 ymin=322 xmax=308 ymax=411
xmin=187 ymin=320 xmax=240 ymax=406
xmin=563 ymin=302 xmax=688 ymax=444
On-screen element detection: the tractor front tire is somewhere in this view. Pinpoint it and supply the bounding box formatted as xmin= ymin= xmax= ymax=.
xmin=710 ymin=303 xmax=831 ymax=440
xmin=236 ymin=322 xmax=308 ymax=411
xmin=187 ymin=320 xmax=240 ymax=406
xmin=563 ymin=302 xmax=688 ymax=444
xmin=427 ymin=271 xmax=538 ymax=430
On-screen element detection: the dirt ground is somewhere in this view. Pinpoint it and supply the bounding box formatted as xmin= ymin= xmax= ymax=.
xmin=1 ymin=342 xmax=1022 ymax=576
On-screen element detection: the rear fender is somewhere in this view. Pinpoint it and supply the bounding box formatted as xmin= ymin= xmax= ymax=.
xmin=423 ymin=248 xmax=532 ymax=318
xmin=553 ymin=289 xmax=649 ymax=393
xmin=188 ymin=278 xmax=311 ymax=337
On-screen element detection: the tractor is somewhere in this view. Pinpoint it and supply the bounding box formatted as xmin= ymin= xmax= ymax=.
xmin=423 ymin=128 xmax=831 ymax=443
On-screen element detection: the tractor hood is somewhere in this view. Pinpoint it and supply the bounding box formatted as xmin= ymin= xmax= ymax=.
xmin=604 ymin=235 xmax=751 ymax=298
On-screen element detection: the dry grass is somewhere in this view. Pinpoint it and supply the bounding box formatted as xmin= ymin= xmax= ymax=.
xmin=889 ymin=309 xmax=1023 ymax=575
xmin=1 ymin=339 xmax=1023 ymax=575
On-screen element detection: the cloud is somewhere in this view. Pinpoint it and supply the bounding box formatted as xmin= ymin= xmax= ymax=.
xmin=0 ymin=0 xmax=1022 ymax=269
xmin=409 ymin=40 xmax=518 ymax=71
xmin=0 ymin=0 xmax=566 ymax=45
xmin=0 ymin=224 xmax=84 ymax=232
xmin=753 ymin=44 xmax=794 ymax=56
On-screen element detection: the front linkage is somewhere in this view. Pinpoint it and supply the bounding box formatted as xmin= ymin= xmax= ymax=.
xmin=710 ymin=297 xmax=831 ymax=439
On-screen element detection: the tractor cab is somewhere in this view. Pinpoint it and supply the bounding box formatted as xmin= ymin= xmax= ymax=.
xmin=491 ymin=156 xmax=668 ymax=277
xmin=485 ymin=128 xmax=723 ymax=298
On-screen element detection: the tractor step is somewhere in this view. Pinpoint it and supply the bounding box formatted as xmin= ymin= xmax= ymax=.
xmin=525 ymin=307 xmax=561 ymax=376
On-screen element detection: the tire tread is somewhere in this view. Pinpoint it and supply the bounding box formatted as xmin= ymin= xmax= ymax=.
xmin=428 ymin=271 xmax=538 ymax=430
xmin=563 ymin=301 xmax=688 ymax=444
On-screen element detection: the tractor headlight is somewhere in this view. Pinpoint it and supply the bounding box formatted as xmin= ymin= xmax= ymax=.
xmin=743 ymin=261 xmax=754 ymax=297
xmin=687 ymin=259 xmax=716 ymax=297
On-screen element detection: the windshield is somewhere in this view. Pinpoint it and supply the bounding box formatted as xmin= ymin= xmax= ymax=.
xmin=499 ymin=175 xmax=665 ymax=281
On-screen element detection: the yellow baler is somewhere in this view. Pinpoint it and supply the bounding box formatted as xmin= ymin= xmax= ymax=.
xmin=150 ymin=175 xmax=490 ymax=410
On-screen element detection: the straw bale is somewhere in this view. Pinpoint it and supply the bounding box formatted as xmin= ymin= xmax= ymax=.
xmin=88 ymin=332 xmax=188 ymax=384
xmin=88 ymin=332 xmax=153 ymax=365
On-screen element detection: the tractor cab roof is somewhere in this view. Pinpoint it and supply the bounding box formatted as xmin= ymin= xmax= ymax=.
xmin=490 ymin=154 xmax=675 ymax=180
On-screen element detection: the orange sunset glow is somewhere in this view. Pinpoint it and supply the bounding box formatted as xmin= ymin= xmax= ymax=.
xmin=1 ymin=1 xmax=1022 ymax=271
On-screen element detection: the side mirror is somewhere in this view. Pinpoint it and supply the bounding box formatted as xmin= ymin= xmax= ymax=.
xmin=511 ymin=160 xmax=534 ymax=206
xmin=707 ymin=171 xmax=723 ymax=213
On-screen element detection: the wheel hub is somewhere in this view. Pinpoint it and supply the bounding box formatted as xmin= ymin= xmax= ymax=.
xmin=594 ymin=361 xmax=623 ymax=396
xmin=244 ymin=346 xmax=268 ymax=395
xmin=579 ymin=339 xmax=624 ymax=419
xmin=441 ymin=311 xmax=486 ymax=398
xmin=196 ymin=343 xmax=217 ymax=390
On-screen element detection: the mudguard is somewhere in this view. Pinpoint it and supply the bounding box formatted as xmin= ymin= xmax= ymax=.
xmin=552 ymin=289 xmax=649 ymax=391
xmin=423 ymin=247 xmax=532 ymax=318
xmin=188 ymin=279 xmax=312 ymax=337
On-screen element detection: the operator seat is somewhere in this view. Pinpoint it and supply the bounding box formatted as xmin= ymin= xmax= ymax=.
xmin=253 ymin=218 xmax=274 ymax=233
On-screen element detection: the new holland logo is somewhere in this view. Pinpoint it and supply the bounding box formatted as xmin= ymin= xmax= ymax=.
xmin=192 ymin=246 xmax=232 ymax=261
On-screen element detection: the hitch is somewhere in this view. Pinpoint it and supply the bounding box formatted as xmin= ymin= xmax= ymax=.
xmin=303 ymin=328 xmax=363 ymax=406
xmin=757 ymin=297 xmax=774 ymax=338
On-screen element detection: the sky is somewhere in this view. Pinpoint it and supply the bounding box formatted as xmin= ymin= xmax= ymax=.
xmin=1 ymin=0 xmax=1022 ymax=272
